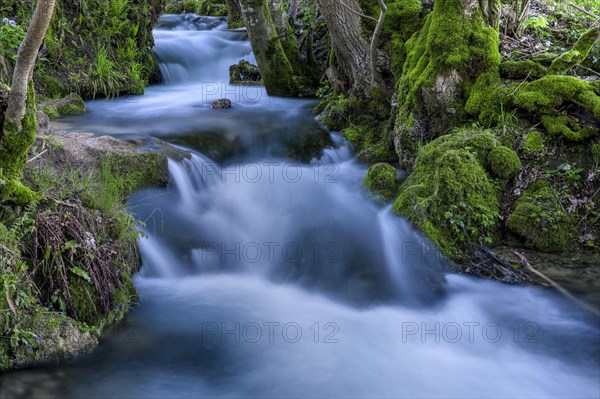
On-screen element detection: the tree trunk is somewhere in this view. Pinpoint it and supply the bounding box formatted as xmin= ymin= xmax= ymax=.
xmin=0 ymin=0 xmax=55 ymax=203
xmin=227 ymin=0 xmax=244 ymax=29
xmin=238 ymin=0 xmax=299 ymax=96
xmin=393 ymin=0 xmax=501 ymax=168
xmin=268 ymin=0 xmax=304 ymax=76
xmin=316 ymin=0 xmax=373 ymax=97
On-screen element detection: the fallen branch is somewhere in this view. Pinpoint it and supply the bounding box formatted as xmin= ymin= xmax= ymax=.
xmin=560 ymin=0 xmax=599 ymax=20
xmin=512 ymin=250 xmax=600 ymax=317
xmin=26 ymin=148 xmax=47 ymax=164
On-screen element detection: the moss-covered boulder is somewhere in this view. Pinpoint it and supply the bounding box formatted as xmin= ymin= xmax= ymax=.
xmin=10 ymin=308 xmax=97 ymax=369
xmin=39 ymin=93 xmax=86 ymax=119
xmin=393 ymin=129 xmax=501 ymax=260
xmin=488 ymin=145 xmax=521 ymax=179
xmin=507 ymin=180 xmax=575 ymax=252
xmin=229 ymin=60 xmax=262 ymax=85
xmin=363 ymin=163 xmax=397 ymax=202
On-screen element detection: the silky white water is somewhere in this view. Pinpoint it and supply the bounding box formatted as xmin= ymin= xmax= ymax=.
xmin=2 ymin=14 xmax=598 ymax=399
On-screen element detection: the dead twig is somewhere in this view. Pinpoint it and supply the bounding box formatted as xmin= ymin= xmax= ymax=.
xmin=339 ymin=0 xmax=378 ymax=22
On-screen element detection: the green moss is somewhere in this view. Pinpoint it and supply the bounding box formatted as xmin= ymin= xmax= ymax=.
xmin=513 ymin=75 xmax=600 ymax=141
xmin=507 ymin=180 xmax=574 ymax=252
xmin=108 ymin=153 xmax=169 ymax=196
xmin=521 ymin=130 xmax=545 ymax=157
xmin=42 ymin=106 xmax=60 ymax=119
xmin=393 ymin=129 xmax=501 ymax=260
xmin=395 ymin=0 xmax=502 ymax=157
xmin=592 ymin=143 xmax=600 ymax=164
xmin=39 ymin=93 xmax=86 ymax=119
xmin=549 ymin=27 xmax=600 ymax=75
xmin=465 ymin=70 xmax=505 ymax=126
xmin=541 ymin=115 xmax=597 ymax=141
xmin=1 ymin=84 xmax=41 ymax=204
xmin=487 ymin=145 xmax=521 ymax=179
xmin=55 ymin=93 xmax=85 ymax=115
xmin=500 ymin=60 xmax=547 ymax=80
xmin=363 ymin=163 xmax=397 ymax=202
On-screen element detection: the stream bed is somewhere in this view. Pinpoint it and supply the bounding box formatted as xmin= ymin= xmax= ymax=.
xmin=1 ymin=15 xmax=599 ymax=399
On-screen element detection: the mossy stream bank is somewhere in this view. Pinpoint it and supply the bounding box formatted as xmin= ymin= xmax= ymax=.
xmin=0 ymin=114 xmax=180 ymax=370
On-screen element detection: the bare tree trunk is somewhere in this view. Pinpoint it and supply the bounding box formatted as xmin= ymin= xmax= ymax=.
xmin=4 ymin=0 xmax=55 ymax=132
xmin=317 ymin=0 xmax=373 ymax=97
xmin=370 ymin=0 xmax=388 ymax=95
xmin=1 ymin=0 xmax=55 ymax=203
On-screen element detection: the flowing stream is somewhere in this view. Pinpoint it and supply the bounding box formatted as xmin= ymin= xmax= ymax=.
xmin=2 ymin=15 xmax=599 ymax=399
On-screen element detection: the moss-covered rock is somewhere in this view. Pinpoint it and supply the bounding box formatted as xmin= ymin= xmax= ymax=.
xmin=393 ymin=129 xmax=501 ymax=260
xmin=10 ymin=307 xmax=97 ymax=369
xmin=488 ymin=145 xmax=521 ymax=179
xmin=363 ymin=163 xmax=397 ymax=202
xmin=229 ymin=59 xmax=262 ymax=85
xmin=521 ymin=130 xmax=545 ymax=157
xmin=507 ymin=180 xmax=575 ymax=252
xmin=39 ymin=93 xmax=86 ymax=119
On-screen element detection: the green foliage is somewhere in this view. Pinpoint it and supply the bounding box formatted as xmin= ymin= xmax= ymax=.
xmin=362 ymin=163 xmax=397 ymax=202
xmin=3 ymin=0 xmax=164 ymax=99
xmin=507 ymin=179 xmax=575 ymax=252
xmin=487 ymin=145 xmax=522 ymax=179
xmin=0 ymin=19 xmax=25 ymax=61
